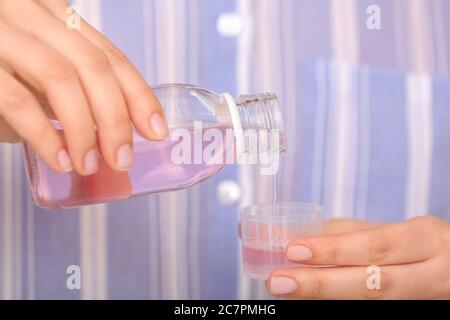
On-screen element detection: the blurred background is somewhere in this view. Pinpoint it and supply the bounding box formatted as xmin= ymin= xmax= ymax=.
xmin=1 ymin=0 xmax=450 ymax=299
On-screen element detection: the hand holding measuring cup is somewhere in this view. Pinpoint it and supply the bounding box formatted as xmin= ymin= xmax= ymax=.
xmin=266 ymin=216 xmax=450 ymax=299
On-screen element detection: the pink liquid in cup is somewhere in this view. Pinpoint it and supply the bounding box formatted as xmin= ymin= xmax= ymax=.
xmin=242 ymin=242 xmax=297 ymax=279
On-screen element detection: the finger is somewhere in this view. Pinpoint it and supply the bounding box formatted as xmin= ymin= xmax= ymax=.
xmin=39 ymin=0 xmax=169 ymax=140
xmin=77 ymin=21 xmax=169 ymax=140
xmin=0 ymin=64 xmax=20 ymax=142
xmin=286 ymin=215 xmax=447 ymax=266
xmin=240 ymin=219 xmax=381 ymax=256
xmin=0 ymin=67 xmax=71 ymax=172
xmin=0 ymin=115 xmax=20 ymax=143
xmin=237 ymin=219 xmax=380 ymax=240
xmin=3 ymin=2 xmax=133 ymax=171
xmin=323 ymin=219 xmax=381 ymax=235
xmin=266 ymin=256 xmax=448 ymax=299
xmin=0 ymin=19 xmax=97 ymax=175
xmin=12 ymin=72 xmax=54 ymax=114
xmin=0 ymin=57 xmax=12 ymax=73
xmin=36 ymin=0 xmax=68 ymax=12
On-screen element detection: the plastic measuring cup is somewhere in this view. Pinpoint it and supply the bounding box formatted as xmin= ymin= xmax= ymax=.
xmin=240 ymin=202 xmax=322 ymax=279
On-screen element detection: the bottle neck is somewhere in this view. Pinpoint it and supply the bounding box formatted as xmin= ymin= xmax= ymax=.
xmin=235 ymin=93 xmax=286 ymax=155
xmin=236 ymin=93 xmax=284 ymax=132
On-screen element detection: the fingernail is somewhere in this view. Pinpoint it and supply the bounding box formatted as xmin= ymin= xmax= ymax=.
xmin=57 ymin=149 xmax=73 ymax=172
xmin=84 ymin=148 xmax=99 ymax=174
xmin=150 ymin=113 xmax=169 ymax=138
xmin=116 ymin=143 xmax=133 ymax=170
xmin=270 ymin=276 xmax=298 ymax=295
xmin=287 ymin=245 xmax=312 ymax=261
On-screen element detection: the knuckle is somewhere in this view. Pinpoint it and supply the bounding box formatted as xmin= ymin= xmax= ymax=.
xmin=439 ymin=225 xmax=450 ymax=249
xmin=128 ymin=87 xmax=162 ymax=115
xmin=104 ymin=45 xmax=129 ymax=67
xmin=303 ymin=274 xmax=325 ymax=298
xmin=99 ymin=116 xmax=131 ymax=134
xmin=35 ymin=124 xmax=55 ymax=145
xmin=82 ymin=50 xmax=110 ymax=73
xmin=415 ymin=215 xmax=450 ymax=249
xmin=3 ymin=86 xmax=34 ymax=110
xmin=47 ymin=59 xmax=76 ymax=82
xmin=420 ymin=215 xmax=443 ymax=228
xmin=438 ymin=225 xmax=450 ymax=250
xmin=366 ymin=232 xmax=389 ymax=264
xmin=408 ymin=215 xmax=450 ymax=252
xmin=323 ymin=241 xmax=339 ymax=264
xmin=130 ymin=86 xmax=154 ymax=103
xmin=64 ymin=121 xmax=95 ymax=139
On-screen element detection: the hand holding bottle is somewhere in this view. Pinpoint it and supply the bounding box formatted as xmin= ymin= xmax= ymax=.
xmin=0 ymin=0 xmax=168 ymax=175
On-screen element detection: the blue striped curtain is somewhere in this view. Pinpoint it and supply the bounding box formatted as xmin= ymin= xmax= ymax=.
xmin=1 ymin=0 xmax=449 ymax=299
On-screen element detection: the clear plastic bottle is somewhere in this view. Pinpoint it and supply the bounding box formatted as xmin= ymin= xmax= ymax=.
xmin=22 ymin=84 xmax=286 ymax=209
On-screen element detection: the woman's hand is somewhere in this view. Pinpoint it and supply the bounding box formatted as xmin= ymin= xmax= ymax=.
xmin=0 ymin=0 xmax=168 ymax=174
xmin=266 ymin=216 xmax=450 ymax=299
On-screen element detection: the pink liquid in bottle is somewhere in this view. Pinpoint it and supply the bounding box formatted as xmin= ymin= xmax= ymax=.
xmin=23 ymin=125 xmax=231 ymax=209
